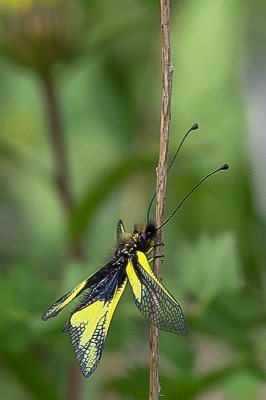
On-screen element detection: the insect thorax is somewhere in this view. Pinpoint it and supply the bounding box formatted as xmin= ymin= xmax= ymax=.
xmin=115 ymin=222 xmax=156 ymax=257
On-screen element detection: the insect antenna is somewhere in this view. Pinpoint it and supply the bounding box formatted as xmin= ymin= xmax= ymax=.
xmin=146 ymin=123 xmax=199 ymax=223
xmin=156 ymin=163 xmax=230 ymax=231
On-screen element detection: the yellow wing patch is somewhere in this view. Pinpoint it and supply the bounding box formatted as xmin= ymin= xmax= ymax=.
xmin=66 ymin=279 xmax=127 ymax=378
xmin=126 ymin=260 xmax=142 ymax=301
xmin=136 ymin=251 xmax=177 ymax=303
xmin=42 ymin=278 xmax=88 ymax=321
xmin=128 ymin=251 xmax=187 ymax=335
xmin=71 ymin=300 xmax=106 ymax=346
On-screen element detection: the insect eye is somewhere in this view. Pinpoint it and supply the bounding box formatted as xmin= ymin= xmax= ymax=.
xmin=139 ymin=233 xmax=148 ymax=245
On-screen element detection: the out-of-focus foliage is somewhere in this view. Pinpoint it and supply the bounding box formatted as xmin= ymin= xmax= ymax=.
xmin=0 ymin=0 xmax=265 ymax=399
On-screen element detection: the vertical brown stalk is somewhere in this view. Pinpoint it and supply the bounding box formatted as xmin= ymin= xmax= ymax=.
xmin=42 ymin=75 xmax=74 ymax=214
xmin=42 ymin=75 xmax=83 ymax=260
xmin=41 ymin=74 xmax=83 ymax=400
xmin=149 ymin=1 xmax=173 ymax=399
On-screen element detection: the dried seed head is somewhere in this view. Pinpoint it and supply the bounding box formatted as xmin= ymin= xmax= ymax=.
xmin=0 ymin=0 xmax=86 ymax=77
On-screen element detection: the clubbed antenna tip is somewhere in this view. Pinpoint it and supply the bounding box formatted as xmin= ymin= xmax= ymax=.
xmin=220 ymin=163 xmax=230 ymax=171
xmin=191 ymin=123 xmax=199 ymax=131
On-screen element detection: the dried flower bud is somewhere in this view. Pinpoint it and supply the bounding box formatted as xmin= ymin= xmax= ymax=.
xmin=0 ymin=0 xmax=86 ymax=77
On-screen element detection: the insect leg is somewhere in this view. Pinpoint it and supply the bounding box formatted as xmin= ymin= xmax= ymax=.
xmin=147 ymin=254 xmax=165 ymax=263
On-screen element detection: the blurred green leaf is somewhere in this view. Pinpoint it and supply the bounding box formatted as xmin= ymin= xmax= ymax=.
xmin=1 ymin=350 xmax=62 ymax=400
xmin=221 ymin=370 xmax=261 ymax=400
xmin=179 ymin=233 xmax=242 ymax=308
xmin=160 ymin=334 xmax=195 ymax=372
xmin=106 ymin=368 xmax=149 ymax=399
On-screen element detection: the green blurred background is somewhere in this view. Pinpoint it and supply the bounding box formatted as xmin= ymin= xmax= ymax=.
xmin=0 ymin=0 xmax=265 ymax=399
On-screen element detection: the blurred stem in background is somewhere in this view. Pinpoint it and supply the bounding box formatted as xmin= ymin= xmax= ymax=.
xmin=41 ymin=75 xmax=83 ymax=260
xmin=0 ymin=1 xmax=88 ymax=399
xmin=41 ymin=73 xmax=83 ymax=400
xmin=42 ymin=76 xmax=74 ymax=216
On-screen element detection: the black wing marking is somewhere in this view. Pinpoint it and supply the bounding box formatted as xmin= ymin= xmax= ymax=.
xmin=42 ymin=259 xmax=119 ymax=321
xmin=63 ymin=267 xmax=127 ymax=378
xmin=127 ymin=251 xmax=187 ymax=335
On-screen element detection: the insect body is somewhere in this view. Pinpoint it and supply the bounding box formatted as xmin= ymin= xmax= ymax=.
xmin=42 ymin=220 xmax=187 ymax=378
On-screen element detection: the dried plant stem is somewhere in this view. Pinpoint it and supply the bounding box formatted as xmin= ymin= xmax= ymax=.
xmin=41 ymin=74 xmax=83 ymax=400
xmin=42 ymin=76 xmax=74 ymax=214
xmin=42 ymin=75 xmax=83 ymax=260
xmin=149 ymin=1 xmax=173 ymax=399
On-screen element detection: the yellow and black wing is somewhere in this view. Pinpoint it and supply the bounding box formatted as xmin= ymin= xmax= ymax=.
xmin=63 ymin=269 xmax=127 ymax=378
xmin=126 ymin=251 xmax=187 ymax=335
xmin=42 ymin=278 xmax=91 ymax=321
xmin=42 ymin=262 xmax=119 ymax=321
